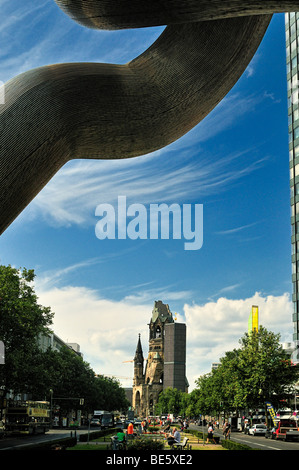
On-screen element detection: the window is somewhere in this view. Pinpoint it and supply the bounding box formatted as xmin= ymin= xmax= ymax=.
xmin=293 ymin=262 xmax=297 ymax=274
xmin=291 ymin=167 xmax=294 ymax=179
xmin=295 ymin=127 xmax=299 ymax=140
xmin=291 ymin=40 xmax=297 ymax=54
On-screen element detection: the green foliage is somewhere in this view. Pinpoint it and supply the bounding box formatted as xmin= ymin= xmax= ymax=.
xmin=0 ymin=265 xmax=54 ymax=395
xmin=221 ymin=439 xmax=253 ymax=450
xmin=156 ymin=387 xmax=186 ymax=416
xmin=0 ymin=264 xmax=130 ymax=414
xmin=156 ymin=326 xmax=299 ymax=420
xmin=127 ymin=436 xmax=164 ymax=451
xmin=194 ymin=326 xmax=299 ymax=416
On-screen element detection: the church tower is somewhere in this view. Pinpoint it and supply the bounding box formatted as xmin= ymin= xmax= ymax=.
xmin=133 ymin=334 xmax=144 ymax=386
xmin=144 ymin=301 xmax=174 ymax=388
xmin=132 ymin=300 xmax=187 ymax=417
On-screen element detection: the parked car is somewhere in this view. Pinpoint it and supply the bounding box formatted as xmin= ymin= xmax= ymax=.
xmin=248 ymin=424 xmax=267 ymax=436
xmin=90 ymin=418 xmax=101 ymax=427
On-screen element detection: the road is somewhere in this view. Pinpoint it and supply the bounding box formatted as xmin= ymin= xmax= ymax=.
xmin=0 ymin=428 xmax=85 ymax=450
xmin=1 ymin=424 xmax=299 ymax=451
xmin=190 ymin=424 xmax=299 ymax=450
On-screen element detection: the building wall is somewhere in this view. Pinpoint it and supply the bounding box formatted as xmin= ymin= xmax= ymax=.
xmin=286 ymin=12 xmax=299 ymax=341
xmin=164 ymin=323 xmax=187 ymax=392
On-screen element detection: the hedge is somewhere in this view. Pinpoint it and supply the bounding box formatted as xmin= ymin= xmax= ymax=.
xmin=79 ymin=427 xmax=116 ymax=442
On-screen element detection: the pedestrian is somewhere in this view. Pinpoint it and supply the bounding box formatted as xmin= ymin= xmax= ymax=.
xmin=206 ymin=423 xmax=215 ymax=444
xmin=223 ymin=421 xmax=231 ymax=440
xmin=127 ymin=421 xmax=134 ymax=438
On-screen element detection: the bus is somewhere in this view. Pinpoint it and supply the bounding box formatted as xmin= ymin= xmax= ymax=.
xmin=93 ymin=410 xmax=114 ymax=428
xmin=100 ymin=412 xmax=114 ymax=428
xmin=5 ymin=401 xmax=51 ymax=435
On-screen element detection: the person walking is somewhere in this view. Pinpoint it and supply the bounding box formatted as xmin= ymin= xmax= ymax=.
xmin=127 ymin=421 xmax=134 ymax=439
xmin=206 ymin=423 xmax=215 ymax=444
xmin=223 ymin=421 xmax=231 ymax=440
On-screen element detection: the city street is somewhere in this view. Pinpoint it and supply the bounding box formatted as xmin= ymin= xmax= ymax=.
xmin=190 ymin=424 xmax=299 ymax=451
xmin=0 ymin=428 xmax=84 ymax=450
xmin=1 ymin=424 xmax=299 ymax=451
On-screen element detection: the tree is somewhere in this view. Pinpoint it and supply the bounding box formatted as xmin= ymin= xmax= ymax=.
xmin=236 ymin=326 xmax=299 ymax=411
xmin=0 ymin=265 xmax=54 ymax=396
xmin=155 ymin=387 xmax=184 ymax=416
xmin=194 ymin=326 xmax=299 ymax=420
xmin=94 ymin=375 xmax=130 ymax=412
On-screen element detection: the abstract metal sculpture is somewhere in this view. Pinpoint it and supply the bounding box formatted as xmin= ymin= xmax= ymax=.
xmin=0 ymin=1 xmax=297 ymax=234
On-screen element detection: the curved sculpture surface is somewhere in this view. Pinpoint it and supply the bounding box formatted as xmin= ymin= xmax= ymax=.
xmin=55 ymin=0 xmax=299 ymax=29
xmin=0 ymin=1 xmax=296 ymax=234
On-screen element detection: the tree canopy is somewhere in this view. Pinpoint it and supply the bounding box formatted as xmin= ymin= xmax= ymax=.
xmin=0 ymin=264 xmax=129 ymax=414
xmin=156 ymin=326 xmax=299 ymax=420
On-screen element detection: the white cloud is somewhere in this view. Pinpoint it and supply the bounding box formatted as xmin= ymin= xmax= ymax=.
xmin=35 ymin=282 xmax=293 ymax=392
xmin=36 ymin=284 xmax=151 ymax=385
xmin=184 ymin=292 xmax=293 ymax=389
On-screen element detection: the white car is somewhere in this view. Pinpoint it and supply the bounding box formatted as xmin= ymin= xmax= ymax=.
xmin=248 ymin=424 xmax=267 ymax=436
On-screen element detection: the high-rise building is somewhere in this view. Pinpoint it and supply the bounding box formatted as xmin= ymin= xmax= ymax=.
xmin=286 ymin=12 xmax=299 ymax=341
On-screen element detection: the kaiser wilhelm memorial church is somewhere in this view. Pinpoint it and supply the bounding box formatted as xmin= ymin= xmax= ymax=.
xmin=132 ymin=301 xmax=188 ymax=417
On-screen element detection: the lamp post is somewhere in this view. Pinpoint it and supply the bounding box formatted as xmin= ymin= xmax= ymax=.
xmin=49 ymin=389 xmax=53 ymax=428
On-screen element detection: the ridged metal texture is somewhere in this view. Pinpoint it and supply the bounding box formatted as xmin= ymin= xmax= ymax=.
xmin=0 ymin=1 xmax=296 ymax=234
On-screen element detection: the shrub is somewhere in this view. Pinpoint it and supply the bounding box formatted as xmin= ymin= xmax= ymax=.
xmin=127 ymin=436 xmax=164 ymax=451
xmin=79 ymin=427 xmax=115 ymax=442
xmin=221 ymin=439 xmax=253 ymax=450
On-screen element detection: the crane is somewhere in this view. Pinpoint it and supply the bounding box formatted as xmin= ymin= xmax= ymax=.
xmin=104 ymin=374 xmax=132 ymax=380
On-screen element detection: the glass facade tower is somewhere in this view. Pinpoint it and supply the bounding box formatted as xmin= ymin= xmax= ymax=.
xmin=286 ymin=12 xmax=299 ymax=341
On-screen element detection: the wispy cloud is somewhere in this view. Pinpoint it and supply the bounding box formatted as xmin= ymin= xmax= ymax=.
xmin=0 ymin=1 xmax=163 ymax=82
xmin=208 ymin=283 xmax=243 ymax=299
xmin=123 ymin=285 xmax=193 ymax=305
xmin=36 ymin=243 xmax=144 ymax=290
xmin=20 ymin=142 xmax=268 ymax=229
xmin=215 ymin=222 xmax=259 ymax=236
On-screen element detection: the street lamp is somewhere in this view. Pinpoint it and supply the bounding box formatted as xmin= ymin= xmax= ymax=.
xmin=49 ymin=389 xmax=53 ymax=428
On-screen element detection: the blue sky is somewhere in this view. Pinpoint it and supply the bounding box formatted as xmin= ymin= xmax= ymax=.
xmin=0 ymin=1 xmax=294 ymax=390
